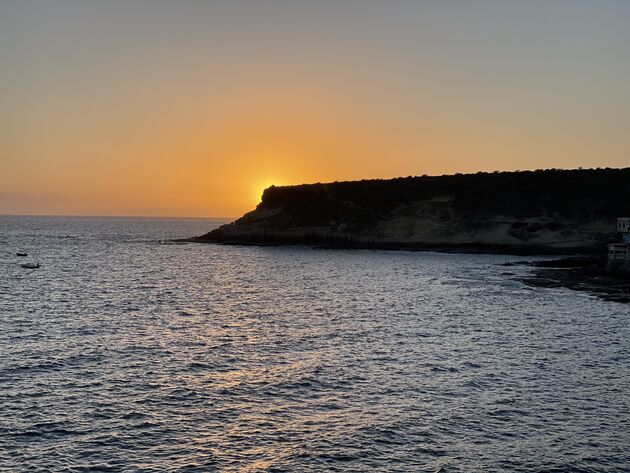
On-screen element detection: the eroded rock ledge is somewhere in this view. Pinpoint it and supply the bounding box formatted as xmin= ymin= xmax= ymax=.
xmin=504 ymin=256 xmax=630 ymax=303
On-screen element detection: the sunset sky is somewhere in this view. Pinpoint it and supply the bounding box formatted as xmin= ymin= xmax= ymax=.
xmin=1 ymin=1 xmax=629 ymax=217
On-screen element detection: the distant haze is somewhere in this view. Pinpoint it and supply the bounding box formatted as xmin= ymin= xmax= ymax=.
xmin=1 ymin=1 xmax=629 ymax=217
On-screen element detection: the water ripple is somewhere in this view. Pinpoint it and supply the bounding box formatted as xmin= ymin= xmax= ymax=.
xmin=1 ymin=216 xmax=629 ymax=471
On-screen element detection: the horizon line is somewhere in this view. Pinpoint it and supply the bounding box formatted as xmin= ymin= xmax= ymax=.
xmin=0 ymin=213 xmax=236 ymax=220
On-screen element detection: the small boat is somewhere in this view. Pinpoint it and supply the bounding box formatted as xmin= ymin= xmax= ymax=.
xmin=21 ymin=262 xmax=40 ymax=269
xmin=16 ymin=252 xmax=27 ymax=257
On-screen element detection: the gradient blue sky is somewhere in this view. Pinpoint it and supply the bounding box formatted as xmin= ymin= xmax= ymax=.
xmin=1 ymin=1 xmax=629 ymax=216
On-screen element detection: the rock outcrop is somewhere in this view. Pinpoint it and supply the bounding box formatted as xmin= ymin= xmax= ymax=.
xmin=194 ymin=168 xmax=630 ymax=255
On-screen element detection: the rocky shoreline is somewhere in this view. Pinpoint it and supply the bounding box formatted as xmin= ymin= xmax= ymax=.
xmin=504 ymin=256 xmax=630 ymax=303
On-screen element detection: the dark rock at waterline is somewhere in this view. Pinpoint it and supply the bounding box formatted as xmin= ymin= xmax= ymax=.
xmin=532 ymin=256 xmax=605 ymax=268
xmin=516 ymin=256 xmax=630 ymax=303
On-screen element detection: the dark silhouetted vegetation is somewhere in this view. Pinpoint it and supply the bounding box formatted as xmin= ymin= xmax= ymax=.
xmin=254 ymin=168 xmax=630 ymax=230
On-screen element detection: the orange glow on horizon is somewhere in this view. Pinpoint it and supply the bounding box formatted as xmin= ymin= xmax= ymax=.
xmin=2 ymin=3 xmax=629 ymax=217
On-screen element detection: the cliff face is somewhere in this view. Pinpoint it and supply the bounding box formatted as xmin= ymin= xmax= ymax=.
xmin=196 ymin=168 xmax=630 ymax=254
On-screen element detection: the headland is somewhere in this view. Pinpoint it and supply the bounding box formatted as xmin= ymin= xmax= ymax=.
xmin=192 ymin=168 xmax=630 ymax=256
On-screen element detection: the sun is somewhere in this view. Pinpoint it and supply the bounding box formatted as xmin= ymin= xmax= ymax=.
xmin=253 ymin=180 xmax=279 ymax=205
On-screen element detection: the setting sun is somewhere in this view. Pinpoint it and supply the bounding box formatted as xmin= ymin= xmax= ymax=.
xmin=254 ymin=181 xmax=278 ymax=205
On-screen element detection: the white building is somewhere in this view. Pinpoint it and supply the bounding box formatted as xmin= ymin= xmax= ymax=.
xmin=619 ymin=217 xmax=630 ymax=243
xmin=607 ymin=217 xmax=630 ymax=272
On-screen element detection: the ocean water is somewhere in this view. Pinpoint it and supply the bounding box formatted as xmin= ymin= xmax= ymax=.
xmin=1 ymin=216 xmax=629 ymax=472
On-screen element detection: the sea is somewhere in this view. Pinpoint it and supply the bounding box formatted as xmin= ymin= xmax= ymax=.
xmin=1 ymin=216 xmax=629 ymax=472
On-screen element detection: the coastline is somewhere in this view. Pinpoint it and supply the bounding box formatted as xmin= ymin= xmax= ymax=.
xmin=190 ymin=169 xmax=629 ymax=257
xmin=187 ymin=170 xmax=630 ymax=300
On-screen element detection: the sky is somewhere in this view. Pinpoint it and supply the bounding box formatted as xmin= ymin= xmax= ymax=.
xmin=1 ymin=1 xmax=629 ymax=217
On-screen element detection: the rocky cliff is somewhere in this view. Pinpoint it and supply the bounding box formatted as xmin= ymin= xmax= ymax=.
xmin=194 ymin=168 xmax=630 ymax=254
